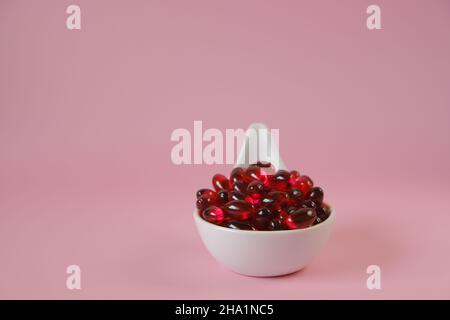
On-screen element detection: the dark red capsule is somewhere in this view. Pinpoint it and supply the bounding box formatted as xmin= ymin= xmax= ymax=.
xmin=222 ymin=221 xmax=256 ymax=231
xmin=212 ymin=174 xmax=231 ymax=191
xmin=316 ymin=206 xmax=330 ymax=221
xmin=216 ymin=190 xmax=229 ymax=206
xmin=285 ymin=208 xmax=316 ymax=229
xmin=288 ymin=187 xmax=303 ymax=206
xmin=196 ymin=195 xmax=215 ymax=212
xmin=252 ymin=207 xmax=275 ymax=230
xmin=307 ymin=187 xmax=324 ymax=206
xmin=270 ymin=169 xmax=291 ymax=191
xmin=261 ymin=191 xmax=289 ymax=211
xmin=247 ymin=181 xmax=269 ymax=199
xmin=230 ymin=167 xmax=245 ymax=183
xmin=223 ymin=200 xmax=254 ymax=221
xmin=229 ymin=190 xmax=246 ymax=201
xmin=201 ymin=206 xmax=225 ymax=224
xmin=196 ymin=188 xmax=215 ymax=199
xmin=232 ymin=181 xmax=248 ymax=193
xmin=246 ymin=165 xmax=269 ymax=185
xmin=302 ymin=199 xmax=317 ymax=209
xmin=267 ymin=218 xmax=287 ymax=231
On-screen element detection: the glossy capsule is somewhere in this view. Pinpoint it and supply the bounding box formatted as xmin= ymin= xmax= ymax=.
xmin=295 ymin=175 xmax=314 ymax=194
xmin=307 ymin=187 xmax=324 ymax=206
xmin=261 ymin=191 xmax=289 ymax=211
xmin=223 ymin=200 xmax=254 ymax=221
xmin=216 ymin=190 xmax=229 ymax=206
xmin=212 ymin=174 xmax=231 ymax=191
xmin=222 ymin=221 xmax=256 ymax=230
xmin=196 ymin=188 xmax=216 ymax=199
xmin=285 ymin=208 xmax=316 ymax=229
xmin=252 ymin=207 xmax=275 ymax=230
xmin=289 ymin=170 xmax=301 ymax=185
xmin=201 ymin=206 xmax=225 ymax=224
xmin=270 ymin=169 xmax=291 ymax=191
xmin=230 ymin=167 xmax=245 ymax=183
xmin=196 ymin=195 xmax=215 ymax=212
xmin=246 ymin=165 xmax=269 ymax=185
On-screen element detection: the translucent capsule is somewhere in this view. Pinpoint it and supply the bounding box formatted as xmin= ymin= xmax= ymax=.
xmin=212 ymin=174 xmax=231 ymax=191
xmin=201 ymin=206 xmax=225 ymax=224
xmin=270 ymin=169 xmax=291 ymax=191
xmin=196 ymin=188 xmax=216 ymax=199
xmin=285 ymin=208 xmax=316 ymax=229
xmin=222 ymin=221 xmax=255 ymax=230
xmin=223 ymin=200 xmax=254 ymax=221
xmin=294 ymin=175 xmax=314 ymax=195
xmin=307 ymin=187 xmax=324 ymax=206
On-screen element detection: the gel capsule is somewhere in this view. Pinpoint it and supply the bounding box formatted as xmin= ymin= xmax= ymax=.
xmin=289 ymin=170 xmax=301 ymax=185
xmin=222 ymin=221 xmax=255 ymax=230
xmin=196 ymin=196 xmax=215 ymax=212
xmin=216 ymin=190 xmax=229 ymax=206
xmin=261 ymin=191 xmax=289 ymax=211
xmin=230 ymin=167 xmax=245 ymax=183
xmin=196 ymin=188 xmax=216 ymax=199
xmin=302 ymin=199 xmax=317 ymax=209
xmin=267 ymin=218 xmax=287 ymax=231
xmin=252 ymin=207 xmax=275 ymax=230
xmin=307 ymin=187 xmax=324 ymax=206
xmin=288 ymin=187 xmax=303 ymax=207
xmin=247 ymin=181 xmax=269 ymax=199
xmin=201 ymin=206 xmax=225 ymax=224
xmin=212 ymin=174 xmax=231 ymax=191
xmin=232 ymin=181 xmax=248 ymax=194
xmin=223 ymin=200 xmax=254 ymax=221
xmin=229 ymin=190 xmax=246 ymax=201
xmin=270 ymin=169 xmax=291 ymax=191
xmin=246 ymin=165 xmax=269 ymax=185
xmin=295 ymin=175 xmax=314 ymax=194
xmin=285 ymin=208 xmax=316 ymax=229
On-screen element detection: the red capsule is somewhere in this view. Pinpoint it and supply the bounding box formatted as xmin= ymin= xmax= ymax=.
xmin=267 ymin=218 xmax=287 ymax=231
xmin=223 ymin=200 xmax=254 ymax=221
xmin=307 ymin=187 xmax=324 ymax=206
xmin=252 ymin=207 xmax=275 ymax=230
xmin=270 ymin=169 xmax=291 ymax=191
xmin=261 ymin=191 xmax=289 ymax=211
xmin=247 ymin=181 xmax=269 ymax=199
xmin=287 ymin=187 xmax=303 ymax=207
xmin=229 ymin=190 xmax=246 ymax=201
xmin=295 ymin=175 xmax=314 ymax=194
xmin=245 ymin=194 xmax=260 ymax=205
xmin=289 ymin=170 xmax=301 ymax=185
xmin=285 ymin=208 xmax=316 ymax=229
xmin=196 ymin=188 xmax=216 ymax=199
xmin=201 ymin=206 xmax=225 ymax=224
xmin=316 ymin=205 xmax=330 ymax=221
xmin=245 ymin=165 xmax=269 ymax=185
xmin=232 ymin=181 xmax=248 ymax=193
xmin=216 ymin=190 xmax=229 ymax=206
xmin=222 ymin=221 xmax=256 ymax=230
xmin=230 ymin=167 xmax=245 ymax=183
xmin=212 ymin=174 xmax=231 ymax=191
xmin=302 ymin=199 xmax=317 ymax=209
xmin=196 ymin=195 xmax=215 ymax=212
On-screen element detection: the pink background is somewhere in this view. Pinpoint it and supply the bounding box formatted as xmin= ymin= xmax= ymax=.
xmin=1 ymin=0 xmax=450 ymax=299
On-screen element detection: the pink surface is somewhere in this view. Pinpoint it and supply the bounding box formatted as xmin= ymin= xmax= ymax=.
xmin=1 ymin=0 xmax=450 ymax=299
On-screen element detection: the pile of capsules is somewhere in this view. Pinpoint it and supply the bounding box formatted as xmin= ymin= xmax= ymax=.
xmin=196 ymin=161 xmax=331 ymax=231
